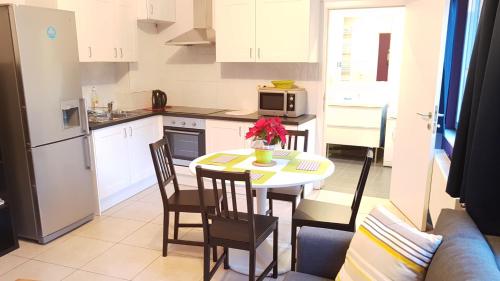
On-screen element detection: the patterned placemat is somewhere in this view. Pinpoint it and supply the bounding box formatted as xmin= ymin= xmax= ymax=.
xmin=224 ymin=167 xmax=276 ymax=185
xmin=196 ymin=153 xmax=250 ymax=167
xmin=272 ymin=150 xmax=300 ymax=160
xmin=281 ymin=159 xmax=331 ymax=175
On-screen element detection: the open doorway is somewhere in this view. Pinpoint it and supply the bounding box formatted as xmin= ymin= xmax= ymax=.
xmin=322 ymin=7 xmax=405 ymax=199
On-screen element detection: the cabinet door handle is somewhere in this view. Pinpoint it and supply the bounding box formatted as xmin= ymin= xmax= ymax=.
xmin=239 ymin=127 xmax=242 ymax=137
xmin=114 ymin=48 xmax=118 ymax=58
xmin=250 ymin=48 xmax=252 ymax=59
xmin=88 ymin=46 xmax=92 ymax=58
xmin=129 ymin=127 xmax=132 ymax=137
xmin=150 ymin=4 xmax=154 ymax=15
xmin=124 ymin=127 xmax=127 ymax=138
xmin=258 ymin=48 xmax=261 ymax=59
xmin=120 ymin=48 xmax=123 ymax=58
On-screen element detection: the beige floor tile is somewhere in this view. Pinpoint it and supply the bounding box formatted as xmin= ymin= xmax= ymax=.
xmin=120 ymin=223 xmax=190 ymax=252
xmin=211 ymin=268 xmax=248 ymax=281
xmin=63 ymin=270 xmax=127 ymax=281
xmin=0 ymin=260 xmax=74 ymax=281
xmin=11 ymin=235 xmax=71 ymax=259
xmin=101 ymin=200 xmax=134 ymax=216
xmin=34 ymin=236 xmax=114 ymax=268
xmin=136 ymin=189 xmax=163 ymax=205
xmin=0 ymin=254 xmax=28 ymax=275
xmin=110 ymin=201 xmax=163 ymax=222
xmin=168 ymin=229 xmax=204 ymax=258
xmin=74 ymin=216 xmax=145 ymax=243
xmin=128 ymin=186 xmax=158 ymax=201
xmin=82 ymin=244 xmax=160 ymax=280
xmin=133 ymin=255 xmax=203 ymax=281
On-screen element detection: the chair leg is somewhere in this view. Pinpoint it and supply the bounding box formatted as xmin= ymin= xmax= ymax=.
xmin=300 ymin=188 xmax=305 ymax=199
xmin=203 ymin=245 xmax=211 ymax=281
xmin=268 ymin=198 xmax=274 ymax=216
xmin=291 ymin=222 xmax=297 ymax=271
xmin=212 ymin=246 xmax=218 ymax=262
xmin=224 ymin=247 xmax=229 ymax=269
xmin=291 ymin=199 xmax=296 ymax=215
xmin=174 ymin=211 xmax=180 ymax=240
xmin=272 ymin=222 xmax=278 ymax=278
xmin=163 ymin=211 xmax=170 ymax=257
xmin=249 ymin=249 xmax=256 ymax=281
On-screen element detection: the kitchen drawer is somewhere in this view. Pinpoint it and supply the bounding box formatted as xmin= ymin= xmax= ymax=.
xmin=325 ymin=126 xmax=381 ymax=148
xmin=326 ymin=105 xmax=384 ymax=128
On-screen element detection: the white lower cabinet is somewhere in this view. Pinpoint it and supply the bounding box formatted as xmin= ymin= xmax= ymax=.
xmin=92 ymin=116 xmax=162 ymax=212
xmin=206 ymin=120 xmax=254 ymax=154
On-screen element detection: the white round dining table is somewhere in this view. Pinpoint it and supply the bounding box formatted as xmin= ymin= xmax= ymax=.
xmin=189 ymin=148 xmax=335 ymax=276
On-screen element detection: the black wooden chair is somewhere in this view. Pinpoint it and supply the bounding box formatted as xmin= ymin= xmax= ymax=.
xmin=290 ymin=148 xmax=373 ymax=270
xmin=196 ymin=166 xmax=279 ymax=281
xmin=266 ymin=129 xmax=309 ymax=216
xmin=149 ymin=138 xmax=223 ymax=258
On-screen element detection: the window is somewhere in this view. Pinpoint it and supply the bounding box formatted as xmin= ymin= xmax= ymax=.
xmin=439 ymin=0 xmax=483 ymax=157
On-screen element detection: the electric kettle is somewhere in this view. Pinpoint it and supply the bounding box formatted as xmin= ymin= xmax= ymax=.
xmin=152 ymin=90 xmax=167 ymax=110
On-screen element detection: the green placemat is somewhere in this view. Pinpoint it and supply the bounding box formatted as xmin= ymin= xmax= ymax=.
xmin=224 ymin=167 xmax=276 ymax=185
xmin=196 ymin=153 xmax=250 ymax=167
xmin=281 ymin=159 xmax=331 ymax=175
xmin=250 ymin=150 xmax=300 ymax=160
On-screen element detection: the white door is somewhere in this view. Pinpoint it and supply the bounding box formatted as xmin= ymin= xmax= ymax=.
xmin=389 ymin=0 xmax=449 ymax=230
xmin=215 ymin=0 xmax=256 ymax=62
xmin=255 ymin=0 xmax=310 ymax=62
xmin=206 ymin=120 xmax=246 ymax=153
xmin=93 ymin=125 xmax=130 ymax=199
xmin=128 ymin=117 xmax=162 ymax=184
xmin=115 ymin=0 xmax=137 ymax=61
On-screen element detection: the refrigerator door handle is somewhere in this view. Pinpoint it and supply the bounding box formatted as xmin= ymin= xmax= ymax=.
xmin=79 ymin=98 xmax=90 ymax=134
xmin=83 ymin=136 xmax=91 ymax=170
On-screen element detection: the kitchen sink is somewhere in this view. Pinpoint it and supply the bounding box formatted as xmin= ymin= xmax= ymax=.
xmin=88 ymin=110 xmax=142 ymax=123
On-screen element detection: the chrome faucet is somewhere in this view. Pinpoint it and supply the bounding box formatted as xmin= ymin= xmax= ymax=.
xmin=107 ymin=101 xmax=114 ymax=113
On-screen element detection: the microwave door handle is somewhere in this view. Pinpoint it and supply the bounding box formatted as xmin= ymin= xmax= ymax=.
xmin=164 ymin=129 xmax=202 ymax=136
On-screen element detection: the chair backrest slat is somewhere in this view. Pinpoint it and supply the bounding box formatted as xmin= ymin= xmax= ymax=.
xmin=149 ymin=138 xmax=180 ymax=208
xmin=349 ymin=148 xmax=374 ymax=226
xmin=196 ymin=166 xmax=256 ymax=244
xmin=282 ymin=130 xmax=309 ymax=152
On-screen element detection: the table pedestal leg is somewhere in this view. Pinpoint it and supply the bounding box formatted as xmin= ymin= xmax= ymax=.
xmin=227 ymin=187 xmax=292 ymax=276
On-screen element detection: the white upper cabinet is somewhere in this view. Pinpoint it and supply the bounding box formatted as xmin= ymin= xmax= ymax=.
xmin=137 ymin=0 xmax=176 ymax=23
xmin=215 ymin=0 xmax=319 ymax=63
xmin=215 ymin=0 xmax=256 ymax=62
xmin=58 ymin=0 xmax=137 ymax=62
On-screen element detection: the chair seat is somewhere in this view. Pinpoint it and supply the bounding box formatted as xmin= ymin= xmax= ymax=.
xmin=293 ymin=199 xmax=352 ymax=226
xmin=210 ymin=212 xmax=278 ymax=245
xmin=168 ymin=189 xmax=223 ymax=212
xmin=268 ymin=186 xmax=303 ymax=197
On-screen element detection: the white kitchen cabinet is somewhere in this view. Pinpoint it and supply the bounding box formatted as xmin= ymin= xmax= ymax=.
xmin=58 ymin=0 xmax=137 ymax=62
xmin=92 ymin=116 xmax=162 ymax=212
xmin=137 ymin=0 xmax=175 ymax=23
xmin=215 ymin=0 xmax=319 ymax=63
xmin=206 ymin=120 xmax=253 ymax=154
xmin=215 ymin=0 xmax=256 ymax=62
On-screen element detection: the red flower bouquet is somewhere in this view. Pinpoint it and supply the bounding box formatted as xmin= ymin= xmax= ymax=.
xmin=245 ymin=117 xmax=287 ymax=145
xmin=246 ymin=117 xmax=287 ymax=164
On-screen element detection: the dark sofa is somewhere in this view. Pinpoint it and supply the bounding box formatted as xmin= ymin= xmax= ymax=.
xmin=284 ymin=209 xmax=500 ymax=281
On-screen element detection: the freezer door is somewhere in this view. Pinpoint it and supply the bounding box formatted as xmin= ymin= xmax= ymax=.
xmin=13 ymin=6 xmax=85 ymax=147
xmin=30 ymin=136 xmax=95 ymax=237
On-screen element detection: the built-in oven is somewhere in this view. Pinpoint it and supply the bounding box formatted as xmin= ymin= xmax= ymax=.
xmin=163 ymin=116 xmax=206 ymax=167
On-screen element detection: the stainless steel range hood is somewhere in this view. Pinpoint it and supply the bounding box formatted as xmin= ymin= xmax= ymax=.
xmin=165 ymin=0 xmax=215 ymax=46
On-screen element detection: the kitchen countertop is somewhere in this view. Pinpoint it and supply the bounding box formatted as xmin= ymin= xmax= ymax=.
xmin=88 ymin=106 xmax=316 ymax=130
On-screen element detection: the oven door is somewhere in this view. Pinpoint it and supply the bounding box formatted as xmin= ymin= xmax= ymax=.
xmin=258 ymin=91 xmax=286 ymax=116
xmin=164 ymin=127 xmax=206 ymax=166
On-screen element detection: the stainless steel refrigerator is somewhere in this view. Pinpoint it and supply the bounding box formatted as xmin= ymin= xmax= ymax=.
xmin=0 ymin=5 xmax=95 ymax=243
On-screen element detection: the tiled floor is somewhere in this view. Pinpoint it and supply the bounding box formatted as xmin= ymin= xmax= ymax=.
xmin=1 ymin=161 xmax=395 ymax=281
xmin=324 ymin=158 xmax=392 ymax=198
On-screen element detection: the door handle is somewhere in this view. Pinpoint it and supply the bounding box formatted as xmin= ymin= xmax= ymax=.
xmin=250 ymin=48 xmax=252 ymax=59
xmin=150 ymin=4 xmax=154 ymax=15
xmin=258 ymin=48 xmax=261 ymax=59
xmin=124 ymin=127 xmax=128 ymax=138
xmin=83 ymin=136 xmax=91 ymax=170
xmin=120 ymin=48 xmax=123 ymax=58
xmin=114 ymin=48 xmax=118 ymax=58
xmin=79 ymin=98 xmax=90 ymax=134
xmin=129 ymin=127 xmax=132 ymax=137
xmin=88 ymin=46 xmax=92 ymax=58
xmin=416 ymin=112 xmax=432 ymax=119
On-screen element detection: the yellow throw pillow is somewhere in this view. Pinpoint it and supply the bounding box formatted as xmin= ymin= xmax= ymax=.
xmin=336 ymin=206 xmax=442 ymax=281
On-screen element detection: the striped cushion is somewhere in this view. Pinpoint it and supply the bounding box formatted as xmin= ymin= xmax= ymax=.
xmin=336 ymin=206 xmax=442 ymax=281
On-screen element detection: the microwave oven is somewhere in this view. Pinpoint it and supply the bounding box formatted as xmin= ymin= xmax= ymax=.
xmin=258 ymin=87 xmax=307 ymax=117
